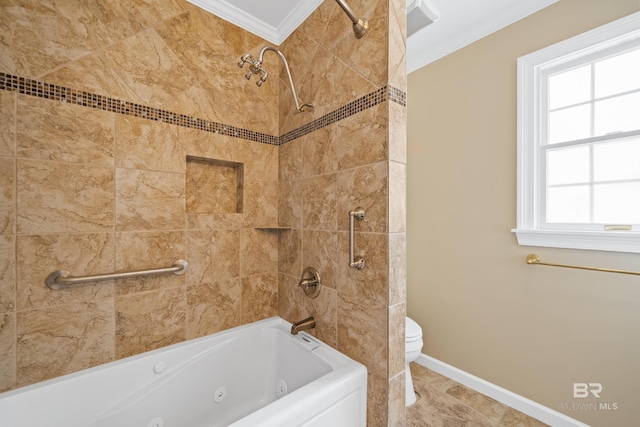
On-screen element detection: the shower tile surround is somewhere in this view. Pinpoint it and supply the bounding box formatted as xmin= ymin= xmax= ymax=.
xmin=0 ymin=0 xmax=407 ymax=425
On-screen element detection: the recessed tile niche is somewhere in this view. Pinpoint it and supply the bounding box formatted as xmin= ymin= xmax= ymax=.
xmin=186 ymin=156 xmax=244 ymax=214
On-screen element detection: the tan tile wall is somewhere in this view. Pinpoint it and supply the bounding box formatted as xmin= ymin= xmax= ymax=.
xmin=0 ymin=0 xmax=280 ymax=391
xmin=277 ymin=1 xmax=407 ymax=425
xmin=0 ymin=1 xmax=407 ymax=426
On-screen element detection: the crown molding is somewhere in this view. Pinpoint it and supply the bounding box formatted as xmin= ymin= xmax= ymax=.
xmin=187 ymin=0 xmax=323 ymax=44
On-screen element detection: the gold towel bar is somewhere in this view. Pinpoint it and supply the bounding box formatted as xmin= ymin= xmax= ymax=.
xmin=526 ymin=254 xmax=640 ymax=276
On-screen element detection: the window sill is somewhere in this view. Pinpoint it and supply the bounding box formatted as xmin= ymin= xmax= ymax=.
xmin=512 ymin=229 xmax=640 ymax=254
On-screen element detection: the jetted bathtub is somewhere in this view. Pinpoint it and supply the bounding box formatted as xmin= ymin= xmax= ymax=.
xmin=0 ymin=317 xmax=367 ymax=427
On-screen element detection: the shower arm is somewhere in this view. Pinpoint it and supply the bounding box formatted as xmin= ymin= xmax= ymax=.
xmin=257 ymin=46 xmax=314 ymax=114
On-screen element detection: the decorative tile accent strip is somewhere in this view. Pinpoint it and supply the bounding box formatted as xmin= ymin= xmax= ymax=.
xmin=280 ymin=86 xmax=406 ymax=144
xmin=0 ymin=72 xmax=406 ymax=146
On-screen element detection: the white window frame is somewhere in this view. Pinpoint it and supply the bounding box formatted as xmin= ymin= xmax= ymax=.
xmin=513 ymin=12 xmax=640 ymax=254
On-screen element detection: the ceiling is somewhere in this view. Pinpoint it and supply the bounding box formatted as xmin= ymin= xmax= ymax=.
xmin=188 ymin=0 xmax=559 ymax=73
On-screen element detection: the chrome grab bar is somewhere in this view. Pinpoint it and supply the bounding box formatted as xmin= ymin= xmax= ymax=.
xmin=45 ymin=259 xmax=189 ymax=290
xmin=349 ymin=207 xmax=365 ymax=270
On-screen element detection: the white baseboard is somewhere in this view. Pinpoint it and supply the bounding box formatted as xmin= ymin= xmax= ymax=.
xmin=415 ymin=354 xmax=590 ymax=427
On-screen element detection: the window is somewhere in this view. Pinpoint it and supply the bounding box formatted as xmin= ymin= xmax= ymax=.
xmin=514 ymin=12 xmax=640 ymax=253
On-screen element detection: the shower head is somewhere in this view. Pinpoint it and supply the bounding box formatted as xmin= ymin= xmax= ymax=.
xmin=334 ymin=0 xmax=368 ymax=39
xmin=237 ymin=46 xmax=313 ymax=115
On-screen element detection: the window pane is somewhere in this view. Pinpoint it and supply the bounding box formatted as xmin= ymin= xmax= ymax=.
xmin=594 ymin=137 xmax=640 ymax=181
xmin=549 ymin=104 xmax=591 ymax=143
xmin=547 ymin=186 xmax=590 ymax=223
xmin=547 ymin=145 xmax=590 ymax=185
xmin=595 ymin=48 xmax=640 ymax=98
xmin=593 ymin=92 xmax=640 ymax=136
xmin=549 ymin=65 xmax=591 ymax=109
xmin=594 ymin=182 xmax=640 ymax=224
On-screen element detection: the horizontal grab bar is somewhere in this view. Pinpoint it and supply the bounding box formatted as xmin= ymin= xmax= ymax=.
xmin=526 ymin=254 xmax=640 ymax=276
xmin=46 ymin=259 xmax=189 ymax=290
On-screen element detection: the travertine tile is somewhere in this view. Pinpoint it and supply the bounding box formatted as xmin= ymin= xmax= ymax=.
xmin=17 ymin=159 xmax=114 ymax=234
xmin=186 ymin=229 xmax=239 ymax=287
xmin=320 ymin=0 xmax=389 ymax=87
xmin=389 ymin=302 xmax=406 ymax=379
xmin=338 ymin=292 xmax=388 ymax=379
xmin=337 ymin=231 xmax=389 ymax=306
xmin=16 ymin=298 xmax=115 ymax=387
xmin=388 ymin=0 xmax=407 ymax=90
xmin=186 ymin=213 xmax=242 ymax=231
xmin=389 ymin=232 xmax=407 ymax=306
xmin=301 ymin=173 xmax=337 ymax=231
xmin=183 ymin=127 xmax=237 ymax=164
xmin=100 ymin=28 xmax=196 ymax=107
xmin=42 ymin=53 xmax=143 ymax=107
xmin=277 ymin=272 xmax=305 ymax=324
xmin=445 ymin=384 xmax=509 ymax=423
xmin=115 ymin=287 xmax=186 ymax=359
xmin=389 ymin=101 xmax=407 ymax=163
xmin=407 ymin=364 xmax=550 ymax=427
xmin=115 ymin=167 xmax=185 ymax=231
xmin=17 ymin=233 xmax=115 ymax=310
xmin=336 ymin=161 xmax=388 ymax=233
xmin=0 ymin=0 xmax=96 ymax=77
xmin=156 ymin=7 xmax=261 ymax=83
xmin=0 ymin=312 xmax=16 ymax=392
xmin=0 ymin=157 xmax=15 ymax=235
xmin=0 ymin=236 xmax=15 ymax=313
xmin=186 ymin=158 xmax=241 ymax=215
xmin=499 ymin=408 xmax=550 ymax=426
xmin=278 ymin=180 xmax=302 ymax=228
xmin=278 ymin=137 xmax=302 ymax=182
xmin=300 ymin=283 xmax=337 ymax=348
xmin=17 ymin=95 xmax=115 ymax=166
xmin=238 ymin=139 xmax=278 ymax=184
xmin=0 ymin=91 xmax=15 ymax=156
xmin=367 ymin=372 xmax=389 ymax=427
xmin=302 ymin=230 xmax=338 ymax=289
xmin=241 ymin=273 xmax=278 ymax=324
xmin=389 ymin=161 xmax=406 ymax=233
xmin=240 ymin=228 xmax=278 ymax=277
xmin=389 ymin=371 xmax=407 ymax=427
xmin=155 ymin=8 xmax=277 ymax=134
xmin=297 ymin=0 xmax=335 ymax=44
xmin=301 ymin=126 xmax=337 ymax=177
xmin=278 ymin=229 xmax=302 ymax=278
xmin=186 ymin=278 xmax=241 ymax=340
xmin=336 ymin=103 xmax=388 ymax=170
xmin=242 ymin=180 xmax=277 ymax=227
xmin=115 ymin=230 xmax=185 ymax=295
xmin=115 ymin=115 xmax=185 ymax=173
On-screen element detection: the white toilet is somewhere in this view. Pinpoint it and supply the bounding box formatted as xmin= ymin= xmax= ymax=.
xmin=405 ymin=316 xmax=424 ymax=406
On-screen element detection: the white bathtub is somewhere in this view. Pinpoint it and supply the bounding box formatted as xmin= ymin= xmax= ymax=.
xmin=0 ymin=317 xmax=367 ymax=427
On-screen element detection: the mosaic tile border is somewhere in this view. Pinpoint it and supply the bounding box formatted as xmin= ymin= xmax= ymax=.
xmin=0 ymin=72 xmax=406 ymax=146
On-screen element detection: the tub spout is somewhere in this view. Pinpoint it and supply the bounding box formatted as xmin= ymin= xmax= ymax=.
xmin=291 ymin=316 xmax=316 ymax=335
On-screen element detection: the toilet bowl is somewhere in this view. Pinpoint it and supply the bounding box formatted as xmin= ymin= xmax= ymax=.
xmin=405 ymin=316 xmax=423 ymax=406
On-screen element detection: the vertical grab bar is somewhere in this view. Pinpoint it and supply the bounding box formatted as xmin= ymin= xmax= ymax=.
xmin=349 ymin=207 xmax=366 ymax=269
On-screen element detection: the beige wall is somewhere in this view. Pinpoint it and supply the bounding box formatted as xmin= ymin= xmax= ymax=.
xmin=407 ymin=1 xmax=640 ymax=426
xmin=1 ymin=0 xmax=407 ymax=426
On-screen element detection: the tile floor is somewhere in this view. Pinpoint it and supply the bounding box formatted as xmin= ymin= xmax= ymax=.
xmin=407 ymin=363 xmax=550 ymax=427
